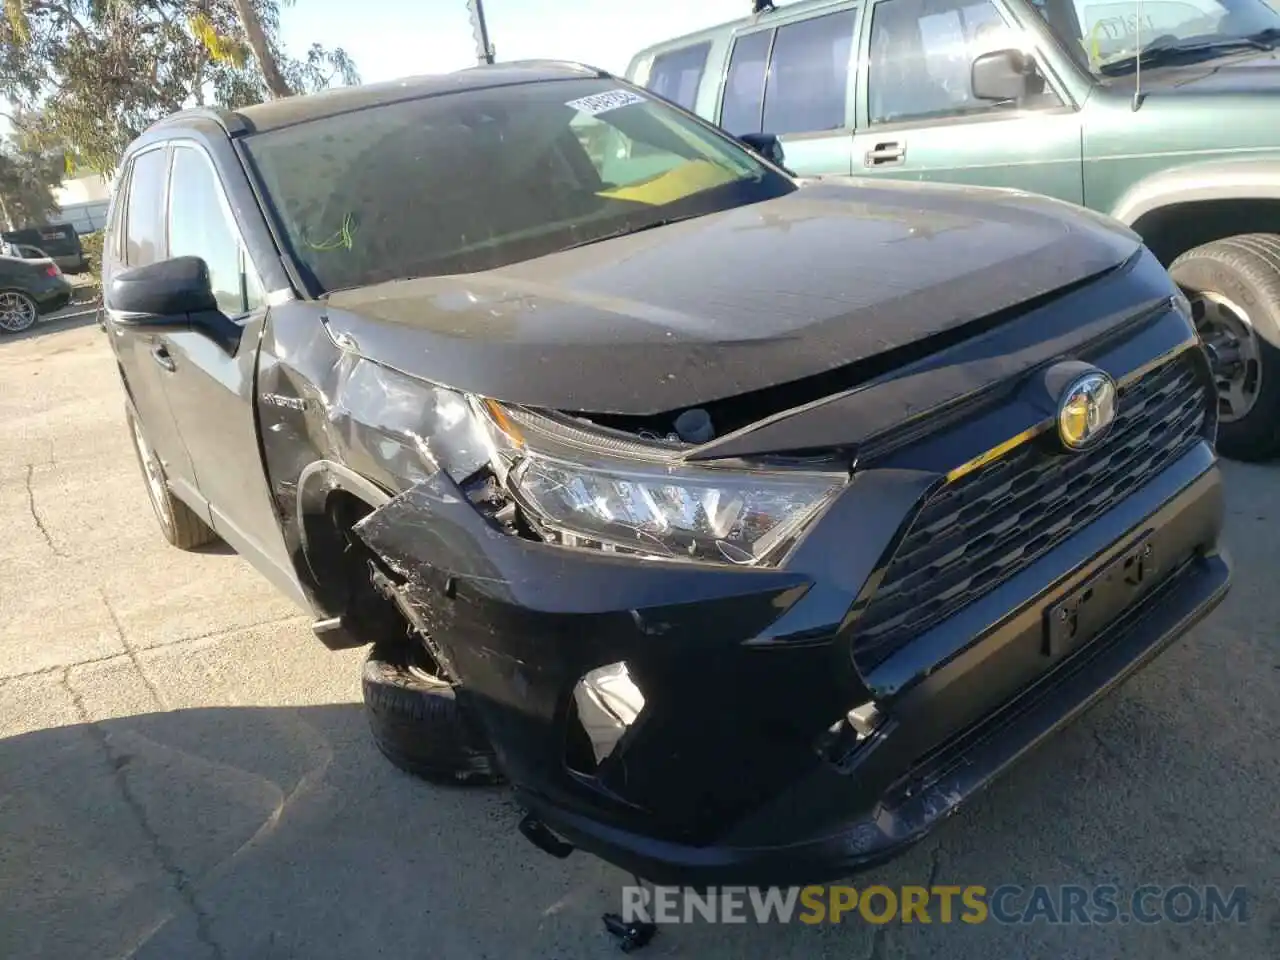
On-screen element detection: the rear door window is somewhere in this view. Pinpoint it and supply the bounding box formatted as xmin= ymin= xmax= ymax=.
xmin=720 ymin=29 xmax=772 ymax=135
xmin=646 ymin=43 xmax=712 ymax=111
xmin=762 ymin=10 xmax=858 ymax=135
xmin=124 ymin=147 xmax=170 ymax=267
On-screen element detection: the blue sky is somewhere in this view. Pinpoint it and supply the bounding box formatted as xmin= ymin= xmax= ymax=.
xmin=278 ymin=0 xmax=750 ymax=80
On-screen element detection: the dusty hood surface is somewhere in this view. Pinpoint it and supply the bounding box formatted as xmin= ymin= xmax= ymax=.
xmin=323 ymin=179 xmax=1140 ymax=415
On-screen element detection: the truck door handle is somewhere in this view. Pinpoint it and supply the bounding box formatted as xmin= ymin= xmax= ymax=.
xmin=865 ymin=141 xmax=906 ymax=166
xmin=151 ymin=343 xmax=177 ymax=372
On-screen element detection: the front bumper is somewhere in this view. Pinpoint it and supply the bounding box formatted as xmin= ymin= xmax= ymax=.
xmin=348 ymin=260 xmax=1229 ymax=886
xmin=529 ymin=468 xmax=1228 ymax=885
xmin=358 ymin=437 xmax=1227 ymax=886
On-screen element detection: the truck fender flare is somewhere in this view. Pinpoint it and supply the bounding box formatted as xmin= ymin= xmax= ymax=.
xmin=1110 ymin=157 xmax=1280 ymax=226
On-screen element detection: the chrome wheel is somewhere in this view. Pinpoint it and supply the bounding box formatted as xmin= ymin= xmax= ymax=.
xmin=129 ymin=415 xmax=174 ymax=535
xmin=0 ymin=291 xmax=38 ymax=333
xmin=1191 ymin=292 xmax=1263 ymax=424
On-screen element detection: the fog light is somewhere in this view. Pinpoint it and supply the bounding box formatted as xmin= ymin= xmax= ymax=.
xmin=573 ymin=662 xmax=645 ymax=765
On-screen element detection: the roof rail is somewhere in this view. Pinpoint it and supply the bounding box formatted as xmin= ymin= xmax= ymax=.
xmin=146 ymin=106 xmax=249 ymax=137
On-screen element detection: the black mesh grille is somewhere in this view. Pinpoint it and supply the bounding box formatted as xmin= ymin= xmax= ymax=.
xmin=851 ymin=354 xmax=1208 ymax=672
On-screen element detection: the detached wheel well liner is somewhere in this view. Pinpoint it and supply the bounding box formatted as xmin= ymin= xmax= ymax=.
xmin=295 ymin=460 xmax=401 ymax=647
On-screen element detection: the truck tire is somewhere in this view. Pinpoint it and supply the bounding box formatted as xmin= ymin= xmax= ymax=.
xmin=125 ymin=406 xmax=218 ymax=549
xmin=1170 ymin=235 xmax=1280 ymax=461
xmin=362 ymin=641 xmax=503 ymax=786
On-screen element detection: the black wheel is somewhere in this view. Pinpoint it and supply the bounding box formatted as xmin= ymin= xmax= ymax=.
xmin=125 ymin=405 xmax=218 ymax=549
xmin=1170 ymin=234 xmax=1280 ymax=461
xmin=362 ymin=639 xmax=503 ymax=786
xmin=0 ymin=290 xmax=38 ymax=333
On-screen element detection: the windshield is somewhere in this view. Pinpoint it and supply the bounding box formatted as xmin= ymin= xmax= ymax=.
xmin=1030 ymin=0 xmax=1280 ymax=75
xmin=243 ymin=77 xmax=793 ymax=293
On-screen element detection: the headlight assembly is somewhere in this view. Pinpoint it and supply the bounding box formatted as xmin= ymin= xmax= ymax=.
xmin=473 ymin=400 xmax=846 ymax=567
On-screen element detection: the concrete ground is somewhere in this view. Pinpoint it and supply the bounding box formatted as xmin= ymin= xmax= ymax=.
xmin=1 ymin=317 xmax=1278 ymax=960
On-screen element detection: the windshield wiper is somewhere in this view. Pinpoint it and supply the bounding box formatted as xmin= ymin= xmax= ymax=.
xmin=1099 ymin=29 xmax=1280 ymax=76
xmin=559 ymin=213 xmax=704 ymax=252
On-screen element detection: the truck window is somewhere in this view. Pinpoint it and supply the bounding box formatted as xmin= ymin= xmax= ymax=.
xmin=646 ymin=42 xmax=712 ymax=111
xmin=762 ymin=9 xmax=857 ymax=136
xmin=720 ymin=29 xmax=772 ymax=136
xmin=868 ymin=0 xmax=1054 ymax=124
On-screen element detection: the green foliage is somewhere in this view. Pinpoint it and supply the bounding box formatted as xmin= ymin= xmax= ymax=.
xmin=1 ymin=1 xmax=361 ymax=176
xmin=0 ymin=121 xmax=64 ymax=229
xmin=79 ymin=229 xmax=104 ymax=288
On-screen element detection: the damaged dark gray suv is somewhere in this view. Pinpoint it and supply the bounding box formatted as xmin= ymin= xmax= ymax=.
xmin=102 ymin=63 xmax=1230 ymax=888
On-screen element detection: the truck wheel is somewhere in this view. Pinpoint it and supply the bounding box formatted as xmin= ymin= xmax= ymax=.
xmin=125 ymin=406 xmax=218 ymax=549
xmin=1170 ymin=235 xmax=1280 ymax=461
xmin=362 ymin=639 xmax=503 ymax=786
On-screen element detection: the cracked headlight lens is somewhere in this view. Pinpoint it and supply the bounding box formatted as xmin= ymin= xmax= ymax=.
xmin=476 ymin=401 xmax=845 ymax=566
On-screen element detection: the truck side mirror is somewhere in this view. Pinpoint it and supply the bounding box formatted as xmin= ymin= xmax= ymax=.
xmin=738 ymin=132 xmax=787 ymax=169
xmin=972 ymin=49 xmax=1043 ymax=102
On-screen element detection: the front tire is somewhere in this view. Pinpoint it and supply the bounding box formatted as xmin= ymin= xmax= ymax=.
xmin=1170 ymin=235 xmax=1280 ymax=461
xmin=0 ymin=290 xmax=38 ymax=334
xmin=125 ymin=406 xmax=218 ymax=549
xmin=362 ymin=639 xmax=503 ymax=786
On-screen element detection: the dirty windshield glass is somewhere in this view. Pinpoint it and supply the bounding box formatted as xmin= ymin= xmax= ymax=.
xmin=1030 ymin=0 xmax=1280 ymax=75
xmin=242 ymin=78 xmax=792 ymax=293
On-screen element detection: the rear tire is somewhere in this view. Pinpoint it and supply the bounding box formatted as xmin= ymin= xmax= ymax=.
xmin=362 ymin=640 xmax=503 ymax=786
xmin=1170 ymin=234 xmax=1280 ymax=461
xmin=125 ymin=406 xmax=218 ymax=549
xmin=0 ymin=290 xmax=38 ymax=334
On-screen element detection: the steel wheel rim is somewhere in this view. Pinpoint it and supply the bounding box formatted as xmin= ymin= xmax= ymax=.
xmin=0 ymin=291 xmax=37 ymax=332
xmin=1190 ymin=291 xmax=1263 ymax=424
xmin=130 ymin=417 xmax=173 ymax=532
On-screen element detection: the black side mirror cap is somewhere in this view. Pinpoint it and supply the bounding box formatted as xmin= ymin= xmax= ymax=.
xmin=107 ymin=256 xmax=219 ymax=316
xmin=738 ymin=132 xmax=788 ymax=169
xmin=971 ymin=48 xmax=1043 ymax=102
xmin=105 ymin=256 xmax=241 ymax=354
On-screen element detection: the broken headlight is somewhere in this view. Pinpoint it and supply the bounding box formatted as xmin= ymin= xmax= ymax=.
xmin=474 ymin=400 xmax=845 ymax=567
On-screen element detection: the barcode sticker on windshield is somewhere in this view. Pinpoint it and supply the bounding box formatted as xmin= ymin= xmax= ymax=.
xmin=565 ymin=89 xmax=646 ymax=116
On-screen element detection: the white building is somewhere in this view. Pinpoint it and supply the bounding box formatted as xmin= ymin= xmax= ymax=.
xmin=54 ymin=173 xmax=111 ymax=235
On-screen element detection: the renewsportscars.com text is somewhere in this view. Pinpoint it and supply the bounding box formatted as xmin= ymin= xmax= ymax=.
xmin=621 ymin=884 xmax=1248 ymax=926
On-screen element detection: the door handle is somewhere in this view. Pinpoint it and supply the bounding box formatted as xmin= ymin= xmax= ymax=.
xmin=151 ymin=343 xmax=177 ymax=372
xmin=865 ymin=141 xmax=906 ymax=166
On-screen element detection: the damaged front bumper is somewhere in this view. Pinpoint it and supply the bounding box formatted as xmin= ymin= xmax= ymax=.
xmin=355 ymin=429 xmax=1228 ymax=886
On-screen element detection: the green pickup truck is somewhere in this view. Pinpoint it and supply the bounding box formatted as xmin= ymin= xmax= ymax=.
xmin=625 ymin=0 xmax=1280 ymax=460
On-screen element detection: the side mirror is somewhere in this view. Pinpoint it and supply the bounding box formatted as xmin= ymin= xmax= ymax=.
xmin=106 ymin=256 xmax=241 ymax=353
xmin=971 ymin=49 xmax=1043 ymax=102
xmin=738 ymin=132 xmax=787 ymax=169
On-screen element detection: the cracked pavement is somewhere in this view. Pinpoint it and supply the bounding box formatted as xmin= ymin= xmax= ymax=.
xmin=2 ymin=318 xmax=1279 ymax=959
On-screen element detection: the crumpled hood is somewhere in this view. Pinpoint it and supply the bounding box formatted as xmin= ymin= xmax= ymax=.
xmin=323 ymin=179 xmax=1141 ymax=415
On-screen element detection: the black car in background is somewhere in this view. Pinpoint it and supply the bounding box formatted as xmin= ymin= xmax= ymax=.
xmin=100 ymin=64 xmax=1229 ymax=893
xmin=0 ymin=249 xmax=73 ymax=333
xmin=1 ymin=222 xmax=88 ymax=274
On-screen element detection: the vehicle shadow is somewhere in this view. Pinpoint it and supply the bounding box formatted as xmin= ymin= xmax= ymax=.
xmin=2 ymin=666 xmax=1273 ymax=960
xmin=190 ymin=539 xmax=237 ymax=556
xmin=0 ymin=702 xmax=896 ymax=960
